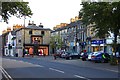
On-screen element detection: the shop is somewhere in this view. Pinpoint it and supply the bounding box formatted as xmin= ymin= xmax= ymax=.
xmin=91 ymin=40 xmax=106 ymax=52
xmin=24 ymin=44 xmax=49 ymax=56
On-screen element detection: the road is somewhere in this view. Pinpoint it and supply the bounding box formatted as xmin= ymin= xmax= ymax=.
xmin=1 ymin=56 xmax=120 ymax=80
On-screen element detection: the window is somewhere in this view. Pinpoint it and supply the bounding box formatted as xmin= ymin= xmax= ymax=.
xmin=29 ymin=30 xmax=32 ymax=34
xmin=18 ymin=39 xmax=21 ymax=43
xmin=41 ymin=31 xmax=45 ymax=35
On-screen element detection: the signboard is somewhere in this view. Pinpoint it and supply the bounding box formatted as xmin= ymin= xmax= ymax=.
xmin=106 ymin=38 xmax=113 ymax=44
xmin=91 ymin=40 xmax=105 ymax=44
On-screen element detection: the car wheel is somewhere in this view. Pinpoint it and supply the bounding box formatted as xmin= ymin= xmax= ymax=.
xmin=69 ymin=57 xmax=72 ymax=60
xmin=100 ymin=59 xmax=105 ymax=63
xmin=65 ymin=57 xmax=68 ymax=60
xmin=95 ymin=61 xmax=98 ymax=63
xmin=82 ymin=58 xmax=85 ymax=61
xmin=104 ymin=59 xmax=108 ymax=63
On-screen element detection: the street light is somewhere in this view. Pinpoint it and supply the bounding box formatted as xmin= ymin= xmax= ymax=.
xmin=23 ymin=15 xmax=26 ymax=57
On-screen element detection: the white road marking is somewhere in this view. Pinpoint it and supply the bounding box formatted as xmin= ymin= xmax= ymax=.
xmin=34 ymin=64 xmax=44 ymax=67
xmin=49 ymin=68 xmax=65 ymax=73
xmin=74 ymin=75 xmax=90 ymax=80
xmin=0 ymin=66 xmax=13 ymax=80
xmin=23 ymin=62 xmax=44 ymax=67
xmin=93 ymin=67 xmax=118 ymax=73
xmin=105 ymin=69 xmax=118 ymax=73
xmin=74 ymin=75 xmax=86 ymax=78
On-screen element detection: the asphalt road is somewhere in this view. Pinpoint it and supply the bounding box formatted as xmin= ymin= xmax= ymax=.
xmin=1 ymin=56 xmax=120 ymax=80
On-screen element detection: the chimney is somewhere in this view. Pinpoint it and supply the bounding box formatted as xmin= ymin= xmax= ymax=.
xmin=39 ymin=23 xmax=43 ymax=28
xmin=28 ymin=20 xmax=31 ymax=25
xmin=32 ymin=21 xmax=34 ymax=25
xmin=31 ymin=21 xmax=36 ymax=25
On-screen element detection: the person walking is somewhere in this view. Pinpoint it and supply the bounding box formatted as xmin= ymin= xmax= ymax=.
xmin=22 ymin=48 xmax=26 ymax=57
xmin=54 ymin=53 xmax=57 ymax=60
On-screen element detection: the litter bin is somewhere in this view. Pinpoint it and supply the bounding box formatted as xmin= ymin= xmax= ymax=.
xmin=15 ymin=53 xmax=18 ymax=57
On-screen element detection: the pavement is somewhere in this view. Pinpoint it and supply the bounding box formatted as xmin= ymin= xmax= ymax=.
xmin=22 ymin=55 xmax=119 ymax=73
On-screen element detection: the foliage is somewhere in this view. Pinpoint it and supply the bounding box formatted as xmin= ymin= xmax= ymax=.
xmin=1 ymin=2 xmax=33 ymax=23
xmin=79 ymin=2 xmax=120 ymax=52
xmin=50 ymin=35 xmax=63 ymax=49
xmin=110 ymin=56 xmax=118 ymax=65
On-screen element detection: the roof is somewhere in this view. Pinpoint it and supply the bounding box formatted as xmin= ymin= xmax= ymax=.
xmin=15 ymin=24 xmax=51 ymax=32
xmin=11 ymin=31 xmax=16 ymax=35
xmin=52 ymin=20 xmax=82 ymax=32
xmin=26 ymin=24 xmax=51 ymax=30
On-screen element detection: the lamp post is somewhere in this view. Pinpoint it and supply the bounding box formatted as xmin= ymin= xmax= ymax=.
xmin=87 ymin=37 xmax=91 ymax=53
xmin=23 ymin=16 xmax=26 ymax=57
xmin=75 ymin=24 xmax=78 ymax=53
xmin=23 ymin=16 xmax=26 ymax=45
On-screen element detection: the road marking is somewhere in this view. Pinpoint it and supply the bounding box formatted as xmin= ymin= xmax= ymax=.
xmin=74 ymin=75 xmax=86 ymax=78
xmin=74 ymin=75 xmax=90 ymax=80
xmin=105 ymin=69 xmax=118 ymax=73
xmin=34 ymin=64 xmax=44 ymax=67
xmin=93 ymin=67 xmax=118 ymax=73
xmin=49 ymin=68 xmax=65 ymax=73
xmin=0 ymin=66 xmax=13 ymax=80
xmin=24 ymin=62 xmax=44 ymax=67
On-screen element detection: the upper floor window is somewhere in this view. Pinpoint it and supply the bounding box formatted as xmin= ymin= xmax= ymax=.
xmin=41 ymin=31 xmax=45 ymax=35
xmin=29 ymin=30 xmax=32 ymax=35
xmin=32 ymin=36 xmax=42 ymax=44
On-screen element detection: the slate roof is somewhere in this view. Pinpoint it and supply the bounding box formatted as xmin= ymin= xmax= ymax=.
xmin=14 ymin=24 xmax=51 ymax=32
xmin=26 ymin=24 xmax=51 ymax=30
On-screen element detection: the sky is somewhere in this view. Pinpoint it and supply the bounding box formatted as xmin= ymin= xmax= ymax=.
xmin=0 ymin=0 xmax=82 ymax=35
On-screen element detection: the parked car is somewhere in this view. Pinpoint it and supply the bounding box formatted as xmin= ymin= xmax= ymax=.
xmin=56 ymin=50 xmax=65 ymax=58
xmin=88 ymin=52 xmax=96 ymax=61
xmin=61 ymin=52 xmax=68 ymax=58
xmin=91 ymin=52 xmax=110 ymax=63
xmin=64 ymin=51 xmax=80 ymax=60
xmin=80 ymin=52 xmax=92 ymax=61
xmin=80 ymin=52 xmax=88 ymax=61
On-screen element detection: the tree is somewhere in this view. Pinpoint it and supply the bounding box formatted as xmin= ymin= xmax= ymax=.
xmin=1 ymin=2 xmax=33 ymax=23
xmin=50 ymin=35 xmax=63 ymax=54
xmin=79 ymin=2 xmax=120 ymax=53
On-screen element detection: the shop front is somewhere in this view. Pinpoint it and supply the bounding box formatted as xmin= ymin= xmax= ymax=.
xmin=24 ymin=44 xmax=49 ymax=56
xmin=91 ymin=40 xmax=106 ymax=52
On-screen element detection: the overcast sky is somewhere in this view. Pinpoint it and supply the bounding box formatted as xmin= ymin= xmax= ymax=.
xmin=0 ymin=0 xmax=81 ymax=35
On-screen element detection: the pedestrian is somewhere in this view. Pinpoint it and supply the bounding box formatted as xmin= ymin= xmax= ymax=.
xmin=54 ymin=53 xmax=56 ymax=60
xmin=43 ymin=53 xmax=46 ymax=57
xmin=22 ymin=48 xmax=25 ymax=57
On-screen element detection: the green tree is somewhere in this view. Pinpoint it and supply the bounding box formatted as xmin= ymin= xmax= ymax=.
xmin=50 ymin=35 xmax=63 ymax=53
xmin=1 ymin=2 xmax=33 ymax=23
xmin=79 ymin=2 xmax=120 ymax=53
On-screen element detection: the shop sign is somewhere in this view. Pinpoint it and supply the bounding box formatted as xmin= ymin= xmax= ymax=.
xmin=91 ymin=40 xmax=105 ymax=44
